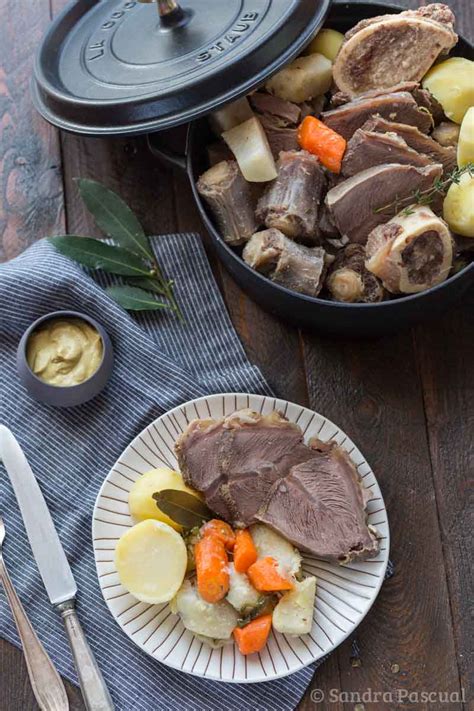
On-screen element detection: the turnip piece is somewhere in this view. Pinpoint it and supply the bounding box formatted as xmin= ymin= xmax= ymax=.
xmin=210 ymin=97 xmax=254 ymax=134
xmin=272 ymin=576 xmax=316 ymax=635
xmin=222 ymin=117 xmax=277 ymax=182
xmin=265 ymin=53 xmax=332 ymax=103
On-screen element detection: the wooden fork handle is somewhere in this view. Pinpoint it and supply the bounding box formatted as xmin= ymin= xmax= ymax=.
xmin=0 ymin=556 xmax=69 ymax=711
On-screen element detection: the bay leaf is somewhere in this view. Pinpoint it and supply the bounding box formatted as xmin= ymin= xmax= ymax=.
xmin=153 ymin=489 xmax=213 ymax=529
xmin=127 ymin=277 xmax=167 ymax=296
xmin=48 ymin=236 xmax=151 ymax=276
xmin=76 ymin=178 xmax=153 ymax=260
xmin=106 ymin=285 xmax=169 ymax=311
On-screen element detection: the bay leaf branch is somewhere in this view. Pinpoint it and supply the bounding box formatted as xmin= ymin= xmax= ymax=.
xmin=48 ymin=236 xmax=152 ymax=276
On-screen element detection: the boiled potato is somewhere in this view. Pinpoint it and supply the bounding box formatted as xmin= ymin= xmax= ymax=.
xmin=226 ymin=563 xmax=261 ymax=612
xmin=265 ymin=53 xmax=332 ymax=103
xmin=457 ymin=107 xmax=474 ymax=168
xmin=250 ymin=524 xmax=301 ymax=578
xmin=210 ymin=97 xmax=254 ymax=134
xmin=443 ymin=173 xmax=474 ymax=237
xmin=115 ymin=520 xmax=187 ymax=604
xmin=422 ymin=57 xmax=474 ymax=124
xmin=306 ymin=29 xmax=344 ymax=62
xmin=171 ymin=580 xmax=238 ymax=639
xmin=128 ymin=467 xmax=199 ymax=532
xmin=222 ymin=116 xmax=277 ymax=182
xmin=272 ymin=576 xmax=316 ymax=636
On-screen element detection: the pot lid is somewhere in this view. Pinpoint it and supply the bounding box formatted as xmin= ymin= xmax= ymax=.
xmin=32 ymin=0 xmax=331 ymax=136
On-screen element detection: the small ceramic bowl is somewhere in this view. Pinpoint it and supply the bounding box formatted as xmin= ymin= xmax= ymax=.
xmin=17 ymin=311 xmax=114 ymax=407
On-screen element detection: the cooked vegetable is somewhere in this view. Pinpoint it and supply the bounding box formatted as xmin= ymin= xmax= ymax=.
xmin=202 ymin=519 xmax=236 ymax=550
xmin=195 ymin=535 xmax=230 ymax=603
xmin=247 ymin=557 xmax=294 ymax=592
xmin=250 ymin=524 xmax=302 ymax=577
xmin=443 ymin=172 xmax=474 ymax=237
xmin=226 ymin=563 xmax=261 ymax=612
xmin=222 ymin=117 xmax=277 ymax=182
xmin=234 ymin=529 xmax=258 ymax=573
xmin=233 ymin=614 xmax=273 ymax=655
xmin=272 ymin=577 xmax=317 ymax=636
xmin=422 ymin=57 xmax=474 ymax=124
xmin=128 ymin=467 xmax=200 ymax=532
xmin=298 ymin=116 xmax=347 ymax=173
xmin=306 ymin=29 xmax=344 ymax=62
xmin=265 ymin=53 xmax=332 ymax=104
xmin=210 ymin=97 xmax=254 ymax=134
xmin=172 ymin=580 xmax=238 ymax=639
xmin=432 ymin=121 xmax=460 ymax=149
xmin=115 ymin=520 xmax=187 ymax=604
xmin=457 ymin=107 xmax=474 ymax=168
xmin=236 ymin=595 xmax=277 ymax=627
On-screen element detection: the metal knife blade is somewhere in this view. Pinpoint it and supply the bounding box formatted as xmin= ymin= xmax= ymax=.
xmin=0 ymin=426 xmax=77 ymax=605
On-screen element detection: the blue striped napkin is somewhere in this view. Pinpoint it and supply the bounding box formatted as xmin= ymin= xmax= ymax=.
xmin=0 ymin=235 xmax=320 ymax=711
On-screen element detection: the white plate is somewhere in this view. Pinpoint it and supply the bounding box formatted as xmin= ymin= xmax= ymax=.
xmin=92 ymin=393 xmax=389 ymax=683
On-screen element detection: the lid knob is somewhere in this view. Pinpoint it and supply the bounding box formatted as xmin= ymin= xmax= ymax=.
xmin=138 ymin=0 xmax=186 ymax=27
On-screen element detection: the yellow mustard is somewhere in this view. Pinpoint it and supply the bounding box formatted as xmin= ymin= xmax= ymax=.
xmin=26 ymin=318 xmax=103 ymax=387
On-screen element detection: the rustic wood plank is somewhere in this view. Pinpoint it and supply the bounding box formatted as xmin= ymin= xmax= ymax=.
xmin=414 ymin=289 xmax=474 ymax=697
xmin=300 ymin=329 xmax=463 ymax=709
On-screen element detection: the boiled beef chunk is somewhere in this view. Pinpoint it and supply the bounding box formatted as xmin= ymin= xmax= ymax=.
xmin=175 ymin=410 xmax=315 ymax=527
xmin=249 ymin=93 xmax=301 ymax=125
xmin=330 ymin=81 xmax=419 ymax=108
xmin=361 ymin=116 xmax=456 ymax=173
xmin=342 ymin=128 xmax=433 ymax=177
xmin=333 ymin=4 xmax=457 ymax=97
xmin=256 ymin=150 xmax=326 ymax=243
xmin=325 ymin=163 xmax=443 ymax=244
xmin=326 ymin=244 xmax=385 ymax=303
xmin=365 ymin=205 xmax=453 ymax=293
xmin=256 ymin=439 xmax=380 ymax=564
xmin=258 ymin=114 xmax=300 ymax=159
xmin=243 ymin=229 xmax=329 ymax=297
xmin=321 ymin=92 xmax=432 ymax=140
xmin=196 ymin=161 xmax=257 ymax=245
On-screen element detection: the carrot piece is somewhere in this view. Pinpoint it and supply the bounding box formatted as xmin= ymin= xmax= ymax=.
xmin=247 ymin=557 xmax=294 ymax=592
xmin=234 ymin=529 xmax=258 ymax=573
xmin=195 ymin=536 xmax=229 ymax=603
xmin=298 ymin=115 xmax=347 ymax=173
xmin=201 ymin=519 xmax=236 ymax=551
xmin=233 ymin=614 xmax=273 ymax=655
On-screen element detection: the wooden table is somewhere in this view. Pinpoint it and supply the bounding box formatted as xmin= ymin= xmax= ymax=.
xmin=1 ymin=1 xmax=472 ymax=709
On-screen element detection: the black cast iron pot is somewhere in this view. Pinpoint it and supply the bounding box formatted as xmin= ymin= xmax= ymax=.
xmin=149 ymin=2 xmax=474 ymax=337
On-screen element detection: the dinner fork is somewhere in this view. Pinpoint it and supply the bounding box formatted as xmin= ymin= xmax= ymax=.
xmin=0 ymin=516 xmax=69 ymax=711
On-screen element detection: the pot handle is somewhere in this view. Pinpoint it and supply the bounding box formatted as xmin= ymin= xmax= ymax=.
xmin=146 ymin=133 xmax=188 ymax=172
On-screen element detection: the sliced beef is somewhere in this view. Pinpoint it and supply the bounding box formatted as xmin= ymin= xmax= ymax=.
xmin=321 ymin=92 xmax=432 ymax=140
xmin=256 ymin=150 xmax=326 ymax=243
xmin=243 ymin=228 xmax=329 ymax=297
xmin=330 ymin=81 xmax=419 ymax=108
xmin=196 ymin=161 xmax=257 ymax=245
xmin=365 ymin=205 xmax=453 ymax=293
xmin=333 ymin=4 xmax=457 ymax=97
xmin=258 ymin=114 xmax=300 ymax=160
xmin=326 ymin=244 xmax=385 ymax=303
xmin=325 ymin=163 xmax=443 ymax=244
xmin=256 ymin=439 xmax=380 ymax=563
xmin=177 ymin=410 xmax=380 ymax=563
xmin=341 ymin=128 xmax=433 ymax=177
xmin=249 ymin=92 xmax=301 ymax=125
xmin=175 ymin=410 xmax=316 ymax=527
xmin=411 ymin=87 xmax=445 ymax=124
xmin=361 ymin=116 xmax=457 ymax=173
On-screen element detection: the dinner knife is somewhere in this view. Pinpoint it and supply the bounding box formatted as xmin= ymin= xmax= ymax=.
xmin=0 ymin=426 xmax=114 ymax=711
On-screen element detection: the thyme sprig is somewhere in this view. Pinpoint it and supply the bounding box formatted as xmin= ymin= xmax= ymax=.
xmin=374 ymin=162 xmax=474 ymax=218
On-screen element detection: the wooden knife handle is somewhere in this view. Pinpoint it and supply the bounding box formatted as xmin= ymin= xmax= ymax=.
xmin=0 ymin=556 xmax=69 ymax=711
xmin=57 ymin=600 xmax=114 ymax=711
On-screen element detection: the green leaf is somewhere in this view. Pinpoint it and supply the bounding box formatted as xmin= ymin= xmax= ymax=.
xmin=76 ymin=178 xmax=153 ymax=260
xmin=48 ymin=236 xmax=151 ymax=276
xmin=127 ymin=277 xmax=167 ymax=296
xmin=106 ymin=285 xmax=169 ymax=311
xmin=153 ymin=489 xmax=213 ymax=529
